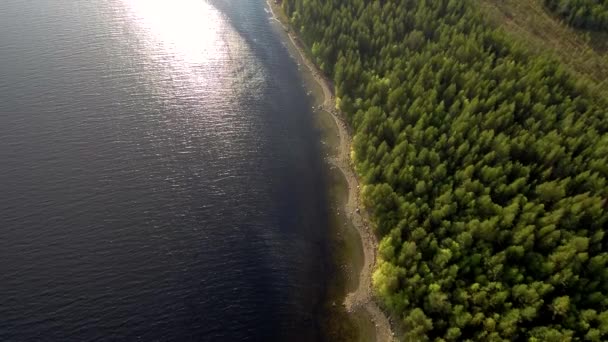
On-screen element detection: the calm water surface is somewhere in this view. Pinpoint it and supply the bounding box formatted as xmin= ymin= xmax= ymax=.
xmin=0 ymin=0 xmax=330 ymax=340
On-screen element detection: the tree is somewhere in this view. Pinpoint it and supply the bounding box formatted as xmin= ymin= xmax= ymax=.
xmin=283 ymin=0 xmax=608 ymax=339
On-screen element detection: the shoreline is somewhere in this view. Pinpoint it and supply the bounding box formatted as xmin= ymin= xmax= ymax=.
xmin=266 ymin=2 xmax=395 ymax=341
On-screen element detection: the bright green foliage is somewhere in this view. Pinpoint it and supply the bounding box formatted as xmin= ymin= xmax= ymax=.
xmin=545 ymin=0 xmax=608 ymax=31
xmin=283 ymin=0 xmax=608 ymax=339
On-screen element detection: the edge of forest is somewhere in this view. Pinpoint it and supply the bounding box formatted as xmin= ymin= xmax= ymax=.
xmin=271 ymin=0 xmax=608 ymax=340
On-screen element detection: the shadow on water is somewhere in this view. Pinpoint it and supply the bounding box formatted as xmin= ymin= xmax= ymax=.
xmin=205 ymin=0 xmax=375 ymax=341
xmin=315 ymin=110 xmax=377 ymax=342
xmin=208 ymin=0 xmax=345 ymax=341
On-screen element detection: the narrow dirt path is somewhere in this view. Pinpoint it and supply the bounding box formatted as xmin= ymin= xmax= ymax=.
xmin=266 ymin=3 xmax=395 ymax=341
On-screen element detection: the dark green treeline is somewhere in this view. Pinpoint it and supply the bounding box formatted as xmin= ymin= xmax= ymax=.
xmin=544 ymin=0 xmax=608 ymax=31
xmin=283 ymin=0 xmax=608 ymax=340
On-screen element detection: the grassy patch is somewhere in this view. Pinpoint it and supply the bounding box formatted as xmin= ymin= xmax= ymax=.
xmin=477 ymin=0 xmax=608 ymax=94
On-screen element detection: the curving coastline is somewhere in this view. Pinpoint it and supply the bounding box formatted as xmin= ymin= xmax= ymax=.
xmin=266 ymin=2 xmax=395 ymax=341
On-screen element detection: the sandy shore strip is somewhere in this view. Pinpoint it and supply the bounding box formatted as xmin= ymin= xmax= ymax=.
xmin=266 ymin=2 xmax=395 ymax=341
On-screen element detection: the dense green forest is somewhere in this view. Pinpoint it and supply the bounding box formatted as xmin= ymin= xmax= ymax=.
xmin=544 ymin=0 xmax=608 ymax=31
xmin=282 ymin=0 xmax=608 ymax=340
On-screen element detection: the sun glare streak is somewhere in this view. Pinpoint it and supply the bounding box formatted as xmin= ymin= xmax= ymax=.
xmin=117 ymin=0 xmax=267 ymax=154
xmin=122 ymin=0 xmax=223 ymax=66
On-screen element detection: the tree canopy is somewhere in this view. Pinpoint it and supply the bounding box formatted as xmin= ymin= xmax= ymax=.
xmin=283 ymin=0 xmax=608 ymax=340
xmin=545 ymin=0 xmax=608 ymax=31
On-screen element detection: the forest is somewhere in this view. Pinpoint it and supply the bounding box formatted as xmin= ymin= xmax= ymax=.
xmin=282 ymin=0 xmax=608 ymax=340
xmin=544 ymin=0 xmax=608 ymax=31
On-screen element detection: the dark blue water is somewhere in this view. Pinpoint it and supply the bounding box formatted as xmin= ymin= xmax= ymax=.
xmin=0 ymin=0 xmax=330 ymax=340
